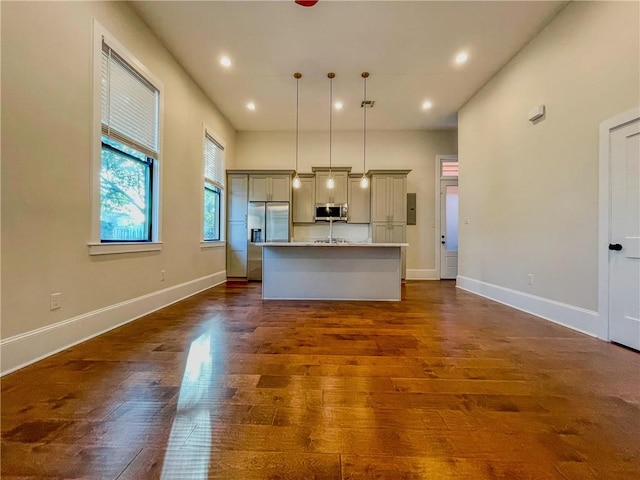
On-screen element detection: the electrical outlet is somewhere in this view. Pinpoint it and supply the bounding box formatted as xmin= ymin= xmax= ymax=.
xmin=50 ymin=293 xmax=62 ymax=310
xmin=464 ymin=216 xmax=470 ymax=224
xmin=160 ymin=270 xmax=166 ymax=282
xmin=527 ymin=274 xmax=534 ymax=286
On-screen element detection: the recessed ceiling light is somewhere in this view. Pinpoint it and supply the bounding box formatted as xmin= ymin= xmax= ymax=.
xmin=422 ymin=101 xmax=433 ymax=110
xmin=334 ymin=101 xmax=344 ymax=110
xmin=220 ymin=56 xmax=231 ymax=68
xmin=246 ymin=102 xmax=256 ymax=111
xmin=455 ymin=52 xmax=468 ymax=64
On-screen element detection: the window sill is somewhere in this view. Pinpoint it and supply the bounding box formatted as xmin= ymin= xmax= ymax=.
xmin=88 ymin=242 xmax=163 ymax=256
xmin=200 ymin=241 xmax=226 ymax=249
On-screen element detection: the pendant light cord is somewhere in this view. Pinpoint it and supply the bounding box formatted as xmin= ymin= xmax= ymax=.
xmin=329 ymin=73 xmax=333 ymax=177
xmin=293 ymin=73 xmax=302 ymax=187
xmin=329 ymin=73 xmax=333 ymax=176
xmin=363 ymin=74 xmax=367 ymax=173
xmin=295 ymin=74 xmax=299 ymax=171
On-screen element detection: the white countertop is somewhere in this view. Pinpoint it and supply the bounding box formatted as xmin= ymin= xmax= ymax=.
xmin=257 ymin=242 xmax=408 ymax=247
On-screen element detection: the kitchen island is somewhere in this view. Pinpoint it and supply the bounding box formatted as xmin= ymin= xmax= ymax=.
xmin=258 ymin=242 xmax=408 ymax=301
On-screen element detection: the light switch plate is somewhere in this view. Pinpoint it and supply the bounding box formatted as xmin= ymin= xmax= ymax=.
xmin=50 ymin=293 xmax=62 ymax=310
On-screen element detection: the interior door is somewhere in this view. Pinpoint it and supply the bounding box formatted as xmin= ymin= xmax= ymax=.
xmin=440 ymin=179 xmax=458 ymax=279
xmin=609 ymin=118 xmax=640 ymax=350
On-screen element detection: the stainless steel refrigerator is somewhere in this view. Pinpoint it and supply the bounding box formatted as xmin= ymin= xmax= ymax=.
xmin=247 ymin=202 xmax=290 ymax=281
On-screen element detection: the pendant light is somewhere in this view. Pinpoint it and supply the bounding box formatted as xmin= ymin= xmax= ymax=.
xmin=292 ymin=72 xmax=302 ymax=189
xmin=360 ymin=72 xmax=370 ymax=189
xmin=326 ymin=72 xmax=335 ymax=190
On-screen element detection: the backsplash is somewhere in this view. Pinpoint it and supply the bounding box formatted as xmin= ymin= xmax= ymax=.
xmin=292 ymin=224 xmax=371 ymax=243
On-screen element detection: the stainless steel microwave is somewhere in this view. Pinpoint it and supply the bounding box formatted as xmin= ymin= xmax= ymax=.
xmin=315 ymin=203 xmax=348 ymax=222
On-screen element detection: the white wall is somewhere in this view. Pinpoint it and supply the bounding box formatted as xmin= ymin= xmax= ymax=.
xmin=458 ymin=1 xmax=639 ymax=336
xmin=236 ymin=130 xmax=458 ymax=276
xmin=1 ymin=1 xmax=236 ymax=372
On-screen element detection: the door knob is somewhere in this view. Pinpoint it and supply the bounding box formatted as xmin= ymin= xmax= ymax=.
xmin=609 ymin=243 xmax=623 ymax=251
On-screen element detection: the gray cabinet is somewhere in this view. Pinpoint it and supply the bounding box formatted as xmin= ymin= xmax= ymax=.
xmin=347 ymin=174 xmax=370 ymax=224
xmin=226 ymin=174 xmax=248 ymax=277
xmin=226 ymin=170 xmax=293 ymax=278
xmin=313 ymin=167 xmax=350 ymax=204
xmin=371 ymin=221 xmax=406 ymax=243
xmin=370 ymin=170 xmax=410 ymax=278
xmin=292 ymin=174 xmax=316 ymax=224
xmin=249 ymin=174 xmax=290 ymax=202
xmin=371 ymin=173 xmax=408 ymax=224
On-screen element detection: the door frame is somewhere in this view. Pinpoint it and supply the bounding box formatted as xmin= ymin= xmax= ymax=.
xmin=435 ymin=155 xmax=458 ymax=280
xmin=439 ymin=178 xmax=459 ymax=279
xmin=598 ymin=107 xmax=640 ymax=340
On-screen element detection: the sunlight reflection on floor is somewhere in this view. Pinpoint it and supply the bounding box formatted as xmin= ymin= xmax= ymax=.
xmin=160 ymin=322 xmax=225 ymax=479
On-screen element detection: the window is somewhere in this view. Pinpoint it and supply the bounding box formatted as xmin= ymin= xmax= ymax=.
xmin=100 ymin=137 xmax=153 ymax=241
xmin=203 ymin=131 xmax=224 ymax=242
xmin=92 ymin=24 xmax=162 ymax=253
xmin=441 ymin=160 xmax=459 ymax=178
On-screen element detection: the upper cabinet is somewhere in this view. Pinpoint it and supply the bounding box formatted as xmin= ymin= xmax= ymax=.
xmin=292 ymin=174 xmax=316 ymax=223
xmin=249 ymin=174 xmax=291 ymax=202
xmin=228 ymin=174 xmax=249 ymax=222
xmin=370 ymin=171 xmax=410 ymax=223
xmin=347 ymin=174 xmax=371 ymax=224
xmin=313 ymin=167 xmax=350 ymax=204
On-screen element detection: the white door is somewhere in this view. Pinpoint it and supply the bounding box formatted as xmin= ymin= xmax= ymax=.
xmin=440 ymin=179 xmax=458 ymax=279
xmin=609 ymin=119 xmax=640 ymax=350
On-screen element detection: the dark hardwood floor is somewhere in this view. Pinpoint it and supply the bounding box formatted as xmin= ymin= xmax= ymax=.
xmin=1 ymin=281 xmax=639 ymax=479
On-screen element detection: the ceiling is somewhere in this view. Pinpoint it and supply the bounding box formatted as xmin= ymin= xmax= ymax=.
xmin=131 ymin=1 xmax=567 ymax=132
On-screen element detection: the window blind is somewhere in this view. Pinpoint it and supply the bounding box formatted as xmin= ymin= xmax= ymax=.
xmin=101 ymin=41 xmax=159 ymax=158
xmin=204 ymin=133 xmax=224 ymax=189
xmin=441 ymin=161 xmax=459 ymax=177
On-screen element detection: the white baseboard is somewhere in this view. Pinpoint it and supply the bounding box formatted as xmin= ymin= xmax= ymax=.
xmin=456 ymin=275 xmax=601 ymax=338
xmin=1 ymin=271 xmax=227 ymax=376
xmin=406 ymin=269 xmax=439 ymax=280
